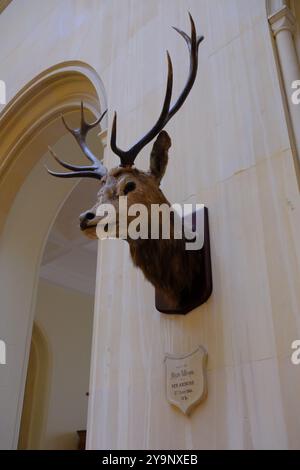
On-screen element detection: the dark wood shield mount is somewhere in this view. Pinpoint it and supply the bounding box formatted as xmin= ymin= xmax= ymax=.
xmin=155 ymin=207 xmax=212 ymax=315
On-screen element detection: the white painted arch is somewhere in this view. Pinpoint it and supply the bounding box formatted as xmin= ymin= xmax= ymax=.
xmin=0 ymin=61 xmax=107 ymax=232
xmin=0 ymin=61 xmax=107 ymax=449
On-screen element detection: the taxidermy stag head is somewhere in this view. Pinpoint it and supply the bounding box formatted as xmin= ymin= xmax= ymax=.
xmin=47 ymin=14 xmax=209 ymax=312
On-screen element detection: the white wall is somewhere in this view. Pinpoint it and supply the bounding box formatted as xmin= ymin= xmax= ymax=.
xmin=87 ymin=0 xmax=300 ymax=450
xmin=33 ymin=279 xmax=93 ymax=450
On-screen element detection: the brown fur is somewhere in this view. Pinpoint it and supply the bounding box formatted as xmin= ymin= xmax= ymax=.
xmin=129 ymin=236 xmax=202 ymax=305
xmin=81 ymin=131 xmax=202 ymax=307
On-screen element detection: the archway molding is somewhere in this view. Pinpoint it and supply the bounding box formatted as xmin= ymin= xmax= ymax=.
xmin=0 ymin=61 xmax=107 ymax=233
xmin=0 ymin=61 xmax=106 ymax=449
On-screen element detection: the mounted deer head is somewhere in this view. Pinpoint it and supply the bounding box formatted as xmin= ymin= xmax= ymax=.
xmin=47 ymin=14 xmax=212 ymax=313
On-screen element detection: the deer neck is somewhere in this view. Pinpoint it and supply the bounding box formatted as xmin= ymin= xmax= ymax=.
xmin=127 ymin=220 xmax=192 ymax=305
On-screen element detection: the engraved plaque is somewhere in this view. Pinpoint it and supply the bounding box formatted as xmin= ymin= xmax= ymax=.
xmin=164 ymin=345 xmax=208 ymax=415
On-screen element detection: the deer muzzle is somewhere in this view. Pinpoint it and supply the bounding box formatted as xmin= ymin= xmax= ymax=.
xmin=79 ymin=210 xmax=99 ymax=230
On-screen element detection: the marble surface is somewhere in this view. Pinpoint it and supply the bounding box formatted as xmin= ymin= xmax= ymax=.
xmin=86 ymin=0 xmax=300 ymax=450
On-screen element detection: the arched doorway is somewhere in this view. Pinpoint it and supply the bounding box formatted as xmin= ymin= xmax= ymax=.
xmin=0 ymin=62 xmax=107 ymax=449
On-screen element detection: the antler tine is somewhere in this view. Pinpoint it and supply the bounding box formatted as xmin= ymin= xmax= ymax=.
xmin=61 ymin=105 xmax=107 ymax=168
xmin=110 ymin=13 xmax=203 ymax=167
xmin=166 ymin=12 xmax=204 ymax=123
xmin=46 ymin=104 xmax=108 ymax=179
xmin=110 ymin=111 xmax=127 ymax=164
xmin=48 ymin=146 xmax=96 ymax=172
xmin=80 ymin=102 xmax=108 ymax=130
xmin=111 ymin=51 xmax=173 ymax=167
xmin=172 ymin=13 xmax=203 ymax=56
xmin=61 ymin=114 xmax=74 ymax=134
xmin=45 ymin=166 xmax=102 ymax=179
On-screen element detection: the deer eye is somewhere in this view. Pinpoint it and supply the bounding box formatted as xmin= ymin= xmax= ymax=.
xmin=123 ymin=181 xmax=136 ymax=195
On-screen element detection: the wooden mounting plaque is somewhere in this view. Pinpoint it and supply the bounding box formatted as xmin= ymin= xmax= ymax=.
xmin=155 ymin=207 xmax=212 ymax=315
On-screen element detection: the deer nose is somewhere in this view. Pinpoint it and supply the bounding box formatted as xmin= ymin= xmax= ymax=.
xmin=79 ymin=210 xmax=96 ymax=230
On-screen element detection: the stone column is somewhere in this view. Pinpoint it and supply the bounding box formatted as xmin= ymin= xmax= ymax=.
xmin=269 ymin=5 xmax=300 ymax=181
xmin=86 ymin=2 xmax=300 ymax=451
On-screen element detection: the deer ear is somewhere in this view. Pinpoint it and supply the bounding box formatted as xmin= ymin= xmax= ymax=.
xmin=149 ymin=131 xmax=171 ymax=184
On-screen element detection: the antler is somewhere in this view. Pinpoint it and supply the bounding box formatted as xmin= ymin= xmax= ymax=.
xmin=111 ymin=13 xmax=204 ymax=167
xmin=46 ymin=102 xmax=107 ymax=179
